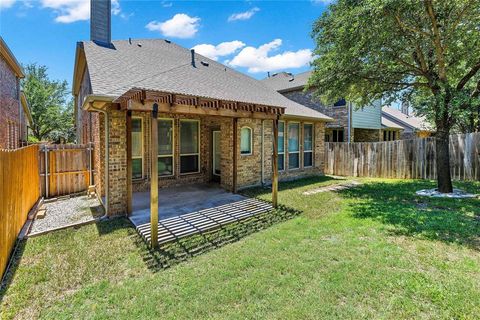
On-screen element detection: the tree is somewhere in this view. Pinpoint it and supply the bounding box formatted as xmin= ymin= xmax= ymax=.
xmin=21 ymin=64 xmax=74 ymax=143
xmin=309 ymin=0 xmax=480 ymax=193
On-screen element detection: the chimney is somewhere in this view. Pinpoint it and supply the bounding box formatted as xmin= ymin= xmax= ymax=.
xmin=90 ymin=0 xmax=111 ymax=46
xmin=401 ymin=101 xmax=409 ymax=116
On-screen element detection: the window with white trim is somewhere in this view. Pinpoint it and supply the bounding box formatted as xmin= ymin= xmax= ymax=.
xmin=288 ymin=122 xmax=300 ymax=169
xmin=278 ymin=121 xmax=285 ymax=171
xmin=158 ymin=119 xmax=174 ymax=176
xmin=180 ymin=120 xmax=200 ymax=174
xmin=303 ymin=124 xmax=313 ymax=167
xmin=131 ymin=118 xmax=143 ymax=179
xmin=240 ymin=127 xmax=252 ymax=155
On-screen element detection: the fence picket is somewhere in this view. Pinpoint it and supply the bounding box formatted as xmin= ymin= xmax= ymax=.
xmin=325 ymin=133 xmax=480 ymax=181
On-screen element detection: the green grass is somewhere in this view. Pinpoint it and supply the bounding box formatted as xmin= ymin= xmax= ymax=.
xmin=1 ymin=177 xmax=479 ymax=319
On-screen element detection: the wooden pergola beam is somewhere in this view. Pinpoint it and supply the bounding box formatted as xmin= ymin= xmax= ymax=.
xmin=150 ymin=103 xmax=159 ymax=248
xmin=127 ymin=100 xmax=279 ymax=120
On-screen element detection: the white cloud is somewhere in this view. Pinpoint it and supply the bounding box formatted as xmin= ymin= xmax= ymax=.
xmin=192 ymin=41 xmax=245 ymax=61
xmin=0 ymin=0 xmax=16 ymax=9
xmin=228 ymin=7 xmax=259 ymax=22
xmin=146 ymin=13 xmax=200 ymax=39
xmin=161 ymin=1 xmax=172 ymax=8
xmin=40 ymin=0 xmax=121 ymax=23
xmin=228 ymin=39 xmax=312 ymax=73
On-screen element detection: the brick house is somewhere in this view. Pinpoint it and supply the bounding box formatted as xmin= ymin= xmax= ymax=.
xmin=0 ymin=37 xmax=33 ymax=149
xmin=73 ymin=0 xmax=332 ymax=217
xmin=262 ymin=71 xmax=400 ymax=142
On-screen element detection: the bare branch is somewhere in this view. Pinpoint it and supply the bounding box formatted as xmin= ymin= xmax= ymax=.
xmin=457 ymin=60 xmax=480 ymax=90
xmin=394 ymin=14 xmax=431 ymax=38
xmin=425 ymin=0 xmax=447 ymax=80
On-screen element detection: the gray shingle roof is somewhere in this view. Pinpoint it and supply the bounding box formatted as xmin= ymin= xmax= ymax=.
xmin=82 ymin=39 xmax=331 ymax=121
xmin=381 ymin=116 xmax=404 ymax=129
xmin=261 ymin=70 xmax=312 ymax=92
xmin=382 ymin=106 xmax=434 ymax=131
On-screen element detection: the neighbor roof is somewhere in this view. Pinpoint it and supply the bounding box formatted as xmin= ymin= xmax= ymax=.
xmin=261 ymin=71 xmax=312 ymax=92
xmin=382 ymin=106 xmax=433 ymax=131
xmin=381 ymin=116 xmax=404 ymax=130
xmin=77 ymin=39 xmax=331 ymax=121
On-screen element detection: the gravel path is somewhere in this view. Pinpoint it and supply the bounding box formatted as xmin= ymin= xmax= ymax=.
xmin=29 ymin=196 xmax=104 ymax=235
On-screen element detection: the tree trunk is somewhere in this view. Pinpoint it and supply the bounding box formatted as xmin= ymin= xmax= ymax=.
xmin=435 ymin=130 xmax=453 ymax=193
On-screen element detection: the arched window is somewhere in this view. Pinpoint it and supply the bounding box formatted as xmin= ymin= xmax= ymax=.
xmin=240 ymin=127 xmax=252 ymax=155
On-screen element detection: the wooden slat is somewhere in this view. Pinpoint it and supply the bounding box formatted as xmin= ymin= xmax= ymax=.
xmin=132 ymin=198 xmax=272 ymax=245
xmin=0 ymin=145 xmax=40 ymax=278
xmin=324 ymin=132 xmax=480 ymax=181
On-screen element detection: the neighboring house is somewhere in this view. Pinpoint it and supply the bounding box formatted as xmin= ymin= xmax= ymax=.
xmin=382 ymin=106 xmax=434 ymax=140
xmin=73 ymin=0 xmax=332 ymax=216
xmin=262 ymin=71 xmax=385 ymax=142
xmin=0 ymin=37 xmax=33 ymax=149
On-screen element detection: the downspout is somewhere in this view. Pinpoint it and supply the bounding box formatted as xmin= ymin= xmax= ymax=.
xmin=347 ymin=101 xmax=352 ymax=142
xmin=89 ymin=104 xmax=109 ymax=217
xmin=261 ymin=119 xmax=265 ymax=185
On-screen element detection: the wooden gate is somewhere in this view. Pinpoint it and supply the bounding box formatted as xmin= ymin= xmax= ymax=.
xmin=39 ymin=144 xmax=93 ymax=198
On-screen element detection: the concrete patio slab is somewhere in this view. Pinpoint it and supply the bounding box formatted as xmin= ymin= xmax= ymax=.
xmin=129 ymin=184 xmax=273 ymax=245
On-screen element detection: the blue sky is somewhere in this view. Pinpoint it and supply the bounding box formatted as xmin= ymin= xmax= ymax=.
xmin=0 ymin=0 xmax=330 ymax=88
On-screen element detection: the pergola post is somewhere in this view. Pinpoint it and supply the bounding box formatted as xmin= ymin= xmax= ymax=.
xmin=272 ymin=118 xmax=279 ymax=208
xmin=232 ymin=118 xmax=238 ymax=193
xmin=150 ymin=103 xmax=159 ymax=248
xmin=126 ymin=110 xmax=132 ymax=215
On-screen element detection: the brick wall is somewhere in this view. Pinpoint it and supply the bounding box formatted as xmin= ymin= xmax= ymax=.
xmin=283 ymin=89 xmax=348 ymax=129
xmin=90 ymin=107 xmax=327 ymax=216
xmin=0 ymin=56 xmax=21 ymax=149
xmin=353 ymin=128 xmax=382 ymax=142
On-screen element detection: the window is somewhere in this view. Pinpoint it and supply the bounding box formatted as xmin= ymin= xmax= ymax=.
xmin=333 ymin=98 xmax=346 ymax=107
xmin=304 ymin=124 xmax=313 ymax=167
xmin=240 ymin=127 xmax=252 ymax=155
xmin=332 ymin=129 xmax=344 ymax=142
xmin=278 ymin=121 xmax=285 ymax=171
xmin=158 ymin=119 xmax=174 ymax=176
xmin=180 ymin=120 xmax=200 ymax=174
xmin=288 ymin=122 xmax=300 ymax=169
xmin=131 ymin=118 xmax=143 ymax=179
xmin=383 ymin=130 xmax=396 ymax=141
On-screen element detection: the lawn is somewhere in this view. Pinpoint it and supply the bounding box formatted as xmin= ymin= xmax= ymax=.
xmin=1 ymin=177 xmax=479 ymax=319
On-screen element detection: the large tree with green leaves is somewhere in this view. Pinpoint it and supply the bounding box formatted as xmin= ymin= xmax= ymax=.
xmin=21 ymin=64 xmax=74 ymax=143
xmin=309 ymin=0 xmax=480 ymax=193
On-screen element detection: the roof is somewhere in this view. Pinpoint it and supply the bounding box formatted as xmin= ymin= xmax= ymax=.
xmin=77 ymin=39 xmax=331 ymax=121
xmin=382 ymin=106 xmax=434 ymax=131
xmin=381 ymin=116 xmax=403 ymax=129
xmin=261 ymin=70 xmax=312 ymax=92
xmin=0 ymin=36 xmax=24 ymax=78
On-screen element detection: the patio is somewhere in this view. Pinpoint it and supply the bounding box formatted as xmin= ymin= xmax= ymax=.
xmin=128 ymin=184 xmax=273 ymax=245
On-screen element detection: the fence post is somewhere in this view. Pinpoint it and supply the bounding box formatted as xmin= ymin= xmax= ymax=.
xmin=44 ymin=144 xmax=49 ymax=199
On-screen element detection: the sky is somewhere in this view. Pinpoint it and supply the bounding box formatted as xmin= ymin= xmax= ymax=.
xmin=0 ymin=0 xmax=331 ymax=89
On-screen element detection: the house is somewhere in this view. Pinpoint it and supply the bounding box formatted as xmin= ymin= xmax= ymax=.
xmin=262 ymin=71 xmax=386 ymax=142
xmin=382 ymin=106 xmax=434 ymax=140
xmin=73 ymin=0 xmax=332 ymax=218
xmin=0 ymin=37 xmax=33 ymax=149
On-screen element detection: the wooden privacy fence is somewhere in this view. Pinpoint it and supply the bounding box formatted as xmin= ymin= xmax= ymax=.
xmin=325 ymin=132 xmax=480 ymax=180
xmin=39 ymin=144 xmax=94 ymax=198
xmin=0 ymin=145 xmax=40 ymax=278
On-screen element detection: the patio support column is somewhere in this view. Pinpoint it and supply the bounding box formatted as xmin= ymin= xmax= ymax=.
xmin=232 ymin=117 xmax=238 ymax=193
xmin=126 ymin=110 xmax=132 ymax=215
xmin=272 ymin=117 xmax=279 ymax=208
xmin=150 ymin=103 xmax=159 ymax=248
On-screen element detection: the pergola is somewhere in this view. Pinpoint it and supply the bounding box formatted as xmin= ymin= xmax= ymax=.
xmin=114 ymin=88 xmax=285 ymax=248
